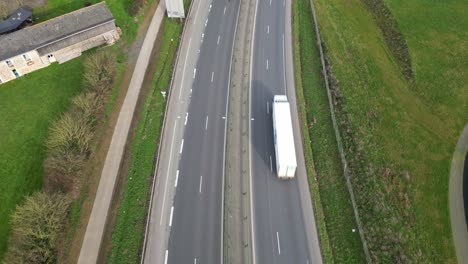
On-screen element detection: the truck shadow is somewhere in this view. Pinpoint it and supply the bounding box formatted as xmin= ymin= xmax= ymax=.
xmin=249 ymin=80 xmax=277 ymax=174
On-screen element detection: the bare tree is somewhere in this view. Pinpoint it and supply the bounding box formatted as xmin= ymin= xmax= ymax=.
xmin=83 ymin=50 xmax=117 ymax=96
xmin=2 ymin=192 xmax=71 ymax=264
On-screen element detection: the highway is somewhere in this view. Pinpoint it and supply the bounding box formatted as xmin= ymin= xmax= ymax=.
xmin=142 ymin=0 xmax=239 ymax=263
xmin=249 ymin=0 xmax=323 ymax=263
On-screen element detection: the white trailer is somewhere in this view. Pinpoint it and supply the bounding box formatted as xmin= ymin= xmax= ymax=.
xmin=272 ymin=95 xmax=297 ymax=179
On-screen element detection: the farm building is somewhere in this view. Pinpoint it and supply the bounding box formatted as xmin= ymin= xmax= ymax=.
xmin=0 ymin=2 xmax=120 ymax=85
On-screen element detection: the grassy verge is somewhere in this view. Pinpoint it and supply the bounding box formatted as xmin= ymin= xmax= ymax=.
xmin=107 ymin=15 xmax=185 ymax=263
xmin=0 ymin=58 xmax=85 ymax=258
xmin=312 ymin=0 xmax=466 ymax=261
xmin=292 ymin=0 xmax=365 ymax=262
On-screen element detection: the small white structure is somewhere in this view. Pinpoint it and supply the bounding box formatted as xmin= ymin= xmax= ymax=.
xmin=0 ymin=2 xmax=120 ymax=85
xmin=165 ymin=0 xmax=185 ymax=18
xmin=272 ymin=95 xmax=297 ymax=179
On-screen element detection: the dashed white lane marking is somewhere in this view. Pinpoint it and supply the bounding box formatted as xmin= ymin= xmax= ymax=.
xmin=205 ymin=116 xmax=209 ymax=130
xmin=175 ymin=170 xmax=179 ymax=187
xmin=223 ymin=6 xmax=226 ymax=14
xmin=266 ymin=59 xmax=269 ymax=70
xmin=179 ymin=38 xmax=192 ymax=100
xmin=201 ymin=33 xmax=204 ymax=43
xmin=270 ymin=0 xmax=272 ymax=5
xmin=199 ymin=176 xmax=203 ymax=193
xmin=194 ymin=258 xmax=197 ymax=264
xmin=164 ymin=250 xmax=168 ymax=264
xmin=205 ymin=18 xmax=209 ymax=27
xmin=185 ymin=112 xmax=188 ymax=126
xmin=180 ymin=139 xmax=184 ymax=154
xmin=267 ymin=25 xmax=269 ymax=34
xmin=160 ymin=122 xmax=177 ymax=225
xmin=267 ymin=101 xmax=269 ymax=114
xmin=193 ymin=68 xmax=197 ymax=79
xmin=276 ymin=232 xmax=281 ymax=255
xmin=217 ymin=35 xmax=221 ymax=45
xmin=211 ymin=71 xmax=214 ymax=82
xmin=270 ymin=155 xmax=273 ymax=172
xmin=169 ymin=206 xmax=174 ymax=227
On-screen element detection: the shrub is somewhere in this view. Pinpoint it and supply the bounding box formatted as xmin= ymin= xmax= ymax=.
xmin=44 ymin=149 xmax=86 ymax=194
xmin=45 ymin=113 xmax=93 ymax=156
xmin=71 ymin=91 xmax=102 ymax=125
xmin=83 ymin=50 xmax=117 ymax=96
xmin=2 ymin=192 xmax=71 ymax=264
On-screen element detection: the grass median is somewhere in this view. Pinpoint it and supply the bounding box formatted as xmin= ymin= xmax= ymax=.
xmin=292 ymin=0 xmax=366 ymax=262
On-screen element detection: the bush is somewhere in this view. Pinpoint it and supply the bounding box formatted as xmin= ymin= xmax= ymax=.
xmin=45 ymin=113 xmax=93 ymax=156
xmin=83 ymin=50 xmax=117 ymax=96
xmin=2 ymin=192 xmax=71 ymax=264
xmin=44 ymin=149 xmax=86 ymax=194
xmin=71 ymin=91 xmax=102 ymax=125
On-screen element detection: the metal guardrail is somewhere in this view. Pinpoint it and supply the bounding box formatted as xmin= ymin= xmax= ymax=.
xmin=307 ymin=0 xmax=372 ymax=262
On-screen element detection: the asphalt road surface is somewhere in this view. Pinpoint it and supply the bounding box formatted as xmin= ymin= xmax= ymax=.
xmin=249 ymin=0 xmax=323 ymax=263
xmin=142 ymin=0 xmax=239 ymax=263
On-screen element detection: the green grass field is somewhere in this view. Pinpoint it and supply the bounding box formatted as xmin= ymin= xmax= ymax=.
xmin=0 ymin=59 xmax=85 ymax=258
xmin=311 ymin=0 xmax=467 ymax=261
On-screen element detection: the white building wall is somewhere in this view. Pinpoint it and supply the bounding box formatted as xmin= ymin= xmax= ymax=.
xmin=0 ymin=50 xmax=49 ymax=84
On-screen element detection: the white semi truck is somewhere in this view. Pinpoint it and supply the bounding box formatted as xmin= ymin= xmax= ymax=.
xmin=272 ymin=95 xmax=297 ymax=179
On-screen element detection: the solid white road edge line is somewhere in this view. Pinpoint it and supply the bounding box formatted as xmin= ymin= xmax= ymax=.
xmin=193 ymin=0 xmax=202 ymax=25
xmin=250 ymin=0 xmax=260 ymax=262
xmin=179 ymin=38 xmax=193 ymax=100
xmin=160 ymin=122 xmax=178 ymax=225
